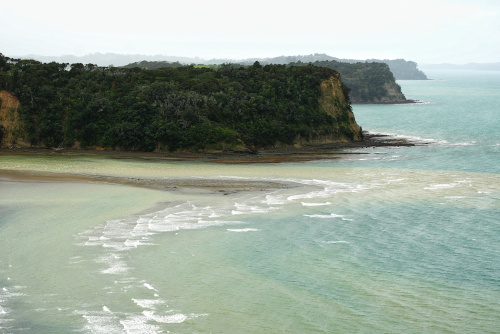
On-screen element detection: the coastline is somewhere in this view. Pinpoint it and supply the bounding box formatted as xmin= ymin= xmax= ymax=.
xmin=0 ymin=132 xmax=417 ymax=164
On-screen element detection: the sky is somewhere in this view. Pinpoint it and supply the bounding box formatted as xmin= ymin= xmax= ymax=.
xmin=1 ymin=0 xmax=499 ymax=64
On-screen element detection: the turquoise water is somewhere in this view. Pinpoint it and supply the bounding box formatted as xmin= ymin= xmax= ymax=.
xmin=350 ymin=70 xmax=500 ymax=173
xmin=0 ymin=70 xmax=499 ymax=333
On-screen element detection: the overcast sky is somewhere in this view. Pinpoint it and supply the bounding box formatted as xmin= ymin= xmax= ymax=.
xmin=2 ymin=0 xmax=499 ymax=64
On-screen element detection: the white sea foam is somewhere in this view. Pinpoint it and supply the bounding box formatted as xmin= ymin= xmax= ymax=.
xmin=79 ymin=308 xmax=171 ymax=333
xmin=424 ymin=183 xmax=457 ymax=190
xmin=305 ymin=214 xmax=353 ymax=221
xmin=143 ymin=283 xmax=158 ymax=292
xmin=101 ymin=262 xmax=129 ymax=275
xmin=120 ymin=316 xmax=162 ymax=333
xmin=96 ymin=254 xmax=130 ymax=275
xmin=81 ymin=314 xmax=124 ymax=334
xmin=80 ymin=309 xmax=196 ymax=334
xmin=263 ymin=193 xmax=288 ymax=205
xmin=132 ymin=299 xmax=165 ymax=309
xmin=143 ymin=310 xmax=187 ymax=323
xmin=233 ymin=203 xmax=274 ymax=214
xmin=301 ymin=202 xmax=331 ymax=206
xmin=124 ymin=239 xmax=155 ymax=248
xmin=227 ymin=228 xmax=260 ymax=232
xmin=368 ymin=131 xmax=475 ymax=147
xmin=79 ymin=200 xmax=250 ymax=251
xmin=77 ymin=176 xmax=358 ymax=256
xmin=287 ymin=179 xmax=355 ymax=201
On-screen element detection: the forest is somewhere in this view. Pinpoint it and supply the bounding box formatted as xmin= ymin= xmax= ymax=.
xmin=0 ymin=54 xmax=358 ymax=152
xmin=127 ymin=59 xmax=407 ymax=104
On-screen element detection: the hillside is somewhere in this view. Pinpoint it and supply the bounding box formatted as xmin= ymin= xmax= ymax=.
xmin=0 ymin=54 xmax=361 ymax=152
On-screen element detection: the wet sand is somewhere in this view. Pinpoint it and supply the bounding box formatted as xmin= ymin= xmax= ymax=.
xmin=0 ymin=169 xmax=297 ymax=195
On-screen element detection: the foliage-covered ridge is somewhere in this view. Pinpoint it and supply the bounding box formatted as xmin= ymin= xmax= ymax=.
xmin=0 ymin=54 xmax=361 ymax=152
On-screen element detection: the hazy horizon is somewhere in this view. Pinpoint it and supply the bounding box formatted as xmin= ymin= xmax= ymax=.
xmin=2 ymin=0 xmax=499 ymax=65
xmin=7 ymin=52 xmax=500 ymax=66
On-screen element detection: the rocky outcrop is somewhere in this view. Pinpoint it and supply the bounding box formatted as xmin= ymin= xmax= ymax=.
xmin=287 ymin=60 xmax=411 ymax=104
xmin=0 ymin=91 xmax=29 ymax=147
xmin=354 ymin=81 xmax=409 ymax=104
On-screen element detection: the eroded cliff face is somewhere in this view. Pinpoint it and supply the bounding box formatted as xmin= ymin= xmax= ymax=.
xmin=319 ymin=76 xmax=362 ymax=140
xmin=375 ymin=81 xmax=407 ymax=104
xmin=0 ymin=90 xmax=29 ymax=147
xmin=382 ymin=82 xmax=406 ymax=102
xmin=289 ymin=75 xmax=362 ymax=148
xmin=352 ymin=81 xmax=407 ymax=104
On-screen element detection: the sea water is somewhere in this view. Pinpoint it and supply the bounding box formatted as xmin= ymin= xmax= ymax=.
xmin=0 ymin=70 xmax=499 ymax=333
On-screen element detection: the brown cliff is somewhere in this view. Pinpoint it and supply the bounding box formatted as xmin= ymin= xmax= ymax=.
xmin=0 ymin=91 xmax=29 ymax=147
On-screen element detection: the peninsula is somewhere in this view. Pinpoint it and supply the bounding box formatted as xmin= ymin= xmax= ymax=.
xmin=0 ymin=54 xmax=361 ymax=153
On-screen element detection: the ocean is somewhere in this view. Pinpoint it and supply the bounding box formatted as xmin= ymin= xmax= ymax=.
xmin=0 ymin=69 xmax=499 ymax=333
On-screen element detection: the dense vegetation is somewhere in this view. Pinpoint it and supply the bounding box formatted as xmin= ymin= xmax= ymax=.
xmin=0 ymin=54 xmax=357 ymax=151
xmin=123 ymin=59 xmax=406 ymax=104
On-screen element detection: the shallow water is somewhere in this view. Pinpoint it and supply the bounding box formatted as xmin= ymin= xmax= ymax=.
xmin=1 ymin=69 xmax=499 ymax=333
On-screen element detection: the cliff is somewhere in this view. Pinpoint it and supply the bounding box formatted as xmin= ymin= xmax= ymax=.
xmin=0 ymin=90 xmax=29 ymax=147
xmin=318 ymin=76 xmax=361 ymax=141
xmin=287 ymin=60 xmax=408 ymax=104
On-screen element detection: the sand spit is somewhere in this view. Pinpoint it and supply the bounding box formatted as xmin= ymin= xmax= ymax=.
xmin=0 ymin=169 xmax=296 ymax=195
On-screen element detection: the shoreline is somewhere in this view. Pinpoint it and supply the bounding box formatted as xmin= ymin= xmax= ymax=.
xmin=0 ymin=132 xmax=417 ymax=164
